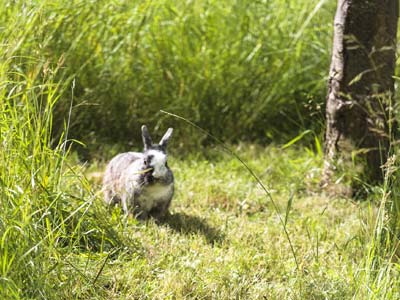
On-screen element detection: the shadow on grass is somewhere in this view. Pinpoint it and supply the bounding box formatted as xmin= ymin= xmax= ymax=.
xmin=161 ymin=212 xmax=225 ymax=245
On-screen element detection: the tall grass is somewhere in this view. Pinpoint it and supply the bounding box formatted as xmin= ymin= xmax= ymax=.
xmin=1 ymin=0 xmax=334 ymax=155
xmin=0 ymin=8 xmax=140 ymax=298
xmin=0 ymin=58 xmax=138 ymax=297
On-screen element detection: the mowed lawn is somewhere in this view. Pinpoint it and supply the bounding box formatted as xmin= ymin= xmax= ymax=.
xmin=78 ymin=146 xmax=373 ymax=299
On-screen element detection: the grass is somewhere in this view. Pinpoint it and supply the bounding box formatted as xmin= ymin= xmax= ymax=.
xmin=0 ymin=87 xmax=399 ymax=298
xmin=0 ymin=66 xmax=398 ymax=297
xmin=1 ymin=0 xmax=335 ymax=152
xmin=2 ymin=0 xmax=400 ymax=298
xmin=4 ymin=141 xmax=386 ymax=299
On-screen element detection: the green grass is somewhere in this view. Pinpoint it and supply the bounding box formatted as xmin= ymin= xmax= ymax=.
xmin=1 ymin=0 xmax=334 ymax=153
xmin=1 ymin=132 xmax=394 ymax=299
xmin=0 ymin=84 xmax=399 ymax=298
xmin=81 ymin=147 xmax=400 ymax=299
xmin=79 ymin=146 xmax=379 ymax=299
xmin=2 ymin=0 xmax=400 ymax=299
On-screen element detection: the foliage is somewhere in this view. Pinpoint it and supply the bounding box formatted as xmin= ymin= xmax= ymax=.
xmin=1 ymin=0 xmax=333 ymax=155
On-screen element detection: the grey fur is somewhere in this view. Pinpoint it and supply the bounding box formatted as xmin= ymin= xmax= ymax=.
xmin=141 ymin=125 xmax=153 ymax=151
xmin=103 ymin=125 xmax=174 ymax=219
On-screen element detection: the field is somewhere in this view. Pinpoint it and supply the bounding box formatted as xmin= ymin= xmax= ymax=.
xmin=1 ymin=0 xmax=400 ymax=299
xmin=0 ymin=140 xmax=390 ymax=299
xmin=80 ymin=148 xmax=372 ymax=299
xmin=2 ymin=137 xmax=398 ymax=299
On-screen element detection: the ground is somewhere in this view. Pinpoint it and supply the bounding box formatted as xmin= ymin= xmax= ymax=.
xmin=75 ymin=145 xmax=375 ymax=299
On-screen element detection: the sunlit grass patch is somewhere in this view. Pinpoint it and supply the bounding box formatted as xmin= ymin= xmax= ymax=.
xmin=73 ymin=145 xmax=375 ymax=299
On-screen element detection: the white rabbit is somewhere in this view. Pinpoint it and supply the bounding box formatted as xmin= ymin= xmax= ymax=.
xmin=103 ymin=125 xmax=174 ymax=219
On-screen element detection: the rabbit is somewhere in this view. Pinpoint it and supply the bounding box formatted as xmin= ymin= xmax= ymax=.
xmin=102 ymin=125 xmax=174 ymax=220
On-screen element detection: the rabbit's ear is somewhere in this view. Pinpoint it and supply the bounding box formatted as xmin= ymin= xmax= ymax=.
xmin=141 ymin=125 xmax=153 ymax=150
xmin=159 ymin=128 xmax=173 ymax=148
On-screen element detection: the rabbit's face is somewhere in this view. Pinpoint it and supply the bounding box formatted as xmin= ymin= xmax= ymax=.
xmin=144 ymin=149 xmax=168 ymax=179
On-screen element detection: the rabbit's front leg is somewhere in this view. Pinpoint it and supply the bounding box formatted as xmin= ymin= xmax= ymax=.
xmin=121 ymin=194 xmax=130 ymax=216
xmin=132 ymin=190 xmax=148 ymax=220
xmin=149 ymin=201 xmax=170 ymax=221
xmin=134 ymin=208 xmax=148 ymax=220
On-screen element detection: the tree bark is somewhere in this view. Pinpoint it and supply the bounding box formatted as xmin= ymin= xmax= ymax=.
xmin=322 ymin=0 xmax=399 ymax=189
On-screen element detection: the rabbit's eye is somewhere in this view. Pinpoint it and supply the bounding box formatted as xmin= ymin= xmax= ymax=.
xmin=144 ymin=159 xmax=147 ymax=165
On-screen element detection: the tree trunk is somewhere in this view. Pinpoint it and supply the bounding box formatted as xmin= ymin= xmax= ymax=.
xmin=322 ymin=0 xmax=399 ymax=190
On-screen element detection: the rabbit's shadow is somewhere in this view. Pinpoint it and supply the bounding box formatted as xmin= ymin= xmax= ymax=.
xmin=161 ymin=212 xmax=225 ymax=245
